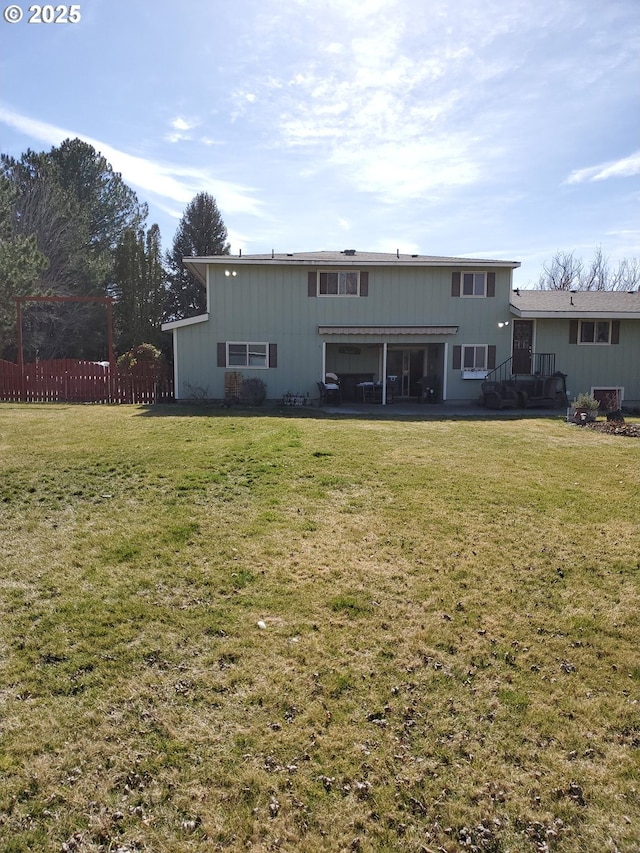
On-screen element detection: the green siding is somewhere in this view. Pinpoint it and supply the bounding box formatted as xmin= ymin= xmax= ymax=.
xmin=172 ymin=264 xmax=516 ymax=402
xmin=532 ymin=319 xmax=640 ymax=405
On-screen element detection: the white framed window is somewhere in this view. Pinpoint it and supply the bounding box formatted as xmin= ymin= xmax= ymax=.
xmin=462 ymin=344 xmax=488 ymax=370
xmin=318 ymin=270 xmax=360 ymax=296
xmin=579 ymin=320 xmax=611 ymax=345
xmin=227 ymin=342 xmax=268 ymax=368
xmin=461 ymin=272 xmax=486 ymax=297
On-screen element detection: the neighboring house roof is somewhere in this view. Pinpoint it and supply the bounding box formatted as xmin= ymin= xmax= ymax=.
xmin=183 ymin=250 xmax=521 ymax=283
xmin=510 ymin=289 xmax=640 ymax=319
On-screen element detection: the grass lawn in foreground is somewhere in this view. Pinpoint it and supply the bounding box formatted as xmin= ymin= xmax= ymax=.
xmin=0 ymin=404 xmax=638 ymax=853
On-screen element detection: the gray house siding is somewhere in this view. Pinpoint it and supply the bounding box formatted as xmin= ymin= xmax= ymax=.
xmin=167 ymin=260 xmax=516 ymax=402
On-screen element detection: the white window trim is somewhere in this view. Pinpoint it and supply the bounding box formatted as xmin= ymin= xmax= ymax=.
xmin=461 ymin=271 xmax=487 ymax=298
xmin=591 ymin=386 xmax=624 ymax=404
xmin=461 ymin=344 xmax=489 ymax=371
xmin=578 ymin=319 xmax=612 ymax=345
xmin=226 ymin=341 xmax=270 ymax=369
xmin=317 ymin=270 xmax=361 ymax=297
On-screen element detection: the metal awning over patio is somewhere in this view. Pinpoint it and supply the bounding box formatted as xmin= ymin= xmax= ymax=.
xmin=318 ymin=324 xmax=458 ymax=335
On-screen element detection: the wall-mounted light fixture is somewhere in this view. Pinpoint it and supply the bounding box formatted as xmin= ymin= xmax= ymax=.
xmin=224 ymin=270 xmax=238 ymax=277
xmin=497 ymin=320 xmax=510 ymax=328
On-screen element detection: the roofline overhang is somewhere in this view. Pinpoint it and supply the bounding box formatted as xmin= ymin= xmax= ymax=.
xmin=161 ymin=313 xmax=209 ymax=331
xmin=183 ymin=261 xmax=208 ymax=285
xmin=184 ymin=256 xmax=521 ymax=270
xmin=509 ymin=305 xmax=640 ymax=319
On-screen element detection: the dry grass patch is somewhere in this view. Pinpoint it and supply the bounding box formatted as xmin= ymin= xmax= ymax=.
xmin=0 ymin=404 xmax=638 ymax=853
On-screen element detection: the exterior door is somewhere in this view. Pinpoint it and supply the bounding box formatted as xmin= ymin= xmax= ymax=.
xmin=387 ymin=348 xmax=426 ymax=397
xmin=512 ymin=320 xmax=534 ymax=374
xmin=401 ymin=352 xmax=411 ymax=396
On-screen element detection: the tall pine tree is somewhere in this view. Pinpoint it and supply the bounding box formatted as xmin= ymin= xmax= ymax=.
xmin=165 ymin=192 xmax=230 ymax=320
xmin=1 ymin=139 xmax=148 ymax=359
xmin=0 ymin=176 xmax=48 ymax=358
xmin=112 ymin=224 xmax=166 ymax=353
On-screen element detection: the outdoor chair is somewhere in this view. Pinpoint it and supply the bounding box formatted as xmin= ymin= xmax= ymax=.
xmin=317 ymin=380 xmax=341 ymax=405
xmin=520 ymin=373 xmax=567 ymax=408
xmin=481 ymin=381 xmax=518 ymax=409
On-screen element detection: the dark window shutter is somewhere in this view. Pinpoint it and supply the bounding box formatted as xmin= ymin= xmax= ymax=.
xmin=487 ymin=272 xmax=496 ymax=298
xmin=360 ymin=271 xmax=369 ymax=297
xmin=308 ymin=272 xmax=316 ymax=297
xmin=453 ymin=345 xmax=461 ymax=369
xmin=269 ymin=343 xmax=278 ymax=367
xmin=569 ymin=320 xmax=578 ymax=344
xmin=451 ymin=271 xmax=461 ymax=297
xmin=611 ymin=320 xmax=620 ymax=344
xmin=488 ymin=345 xmax=496 ymax=369
xmin=217 ymin=342 xmax=226 ymax=367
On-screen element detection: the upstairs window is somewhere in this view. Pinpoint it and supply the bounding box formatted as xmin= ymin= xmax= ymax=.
xmin=462 ymin=272 xmax=486 ymax=297
xmin=318 ymin=271 xmax=360 ymax=296
xmin=451 ymin=271 xmax=495 ymax=297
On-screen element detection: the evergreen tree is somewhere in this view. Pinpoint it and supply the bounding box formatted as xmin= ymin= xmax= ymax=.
xmin=1 ymin=139 xmax=148 ymax=358
xmin=50 ymin=138 xmax=148 ymax=258
xmin=1 ymin=149 xmax=87 ymax=295
xmin=165 ymin=192 xmax=230 ymax=320
xmin=112 ymin=224 xmax=166 ymax=353
xmin=0 ymin=177 xmax=48 ymax=358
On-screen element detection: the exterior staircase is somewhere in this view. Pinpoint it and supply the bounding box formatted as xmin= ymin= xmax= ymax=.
xmin=481 ymin=353 xmax=568 ymax=409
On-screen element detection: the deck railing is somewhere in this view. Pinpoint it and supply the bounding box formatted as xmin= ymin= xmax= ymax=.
xmin=485 ymin=353 xmax=557 ymax=384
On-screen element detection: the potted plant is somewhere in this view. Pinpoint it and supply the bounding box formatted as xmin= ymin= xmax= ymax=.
xmin=571 ymin=392 xmax=599 ymax=424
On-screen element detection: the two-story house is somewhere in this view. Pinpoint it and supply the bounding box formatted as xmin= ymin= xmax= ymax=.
xmin=162 ymin=250 xmax=640 ymax=409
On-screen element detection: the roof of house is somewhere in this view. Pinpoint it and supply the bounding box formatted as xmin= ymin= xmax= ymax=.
xmin=183 ymin=250 xmax=520 ymax=282
xmin=509 ymin=289 xmax=640 ymax=319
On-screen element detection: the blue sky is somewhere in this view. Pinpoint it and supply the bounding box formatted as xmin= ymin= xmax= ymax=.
xmin=1 ymin=0 xmax=638 ymax=286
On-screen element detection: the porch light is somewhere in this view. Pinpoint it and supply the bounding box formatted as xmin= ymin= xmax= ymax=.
xmin=224 ymin=270 xmax=238 ymax=277
xmin=498 ymin=321 xmax=510 ymax=328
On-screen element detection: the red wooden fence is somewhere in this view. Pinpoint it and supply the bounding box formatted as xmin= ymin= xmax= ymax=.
xmin=0 ymin=359 xmax=173 ymax=404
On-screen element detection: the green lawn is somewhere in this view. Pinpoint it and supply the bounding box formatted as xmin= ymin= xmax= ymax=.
xmin=1 ymin=404 xmax=638 ymax=853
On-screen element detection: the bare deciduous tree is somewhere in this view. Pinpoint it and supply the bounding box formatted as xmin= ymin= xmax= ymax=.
xmin=536 ymin=247 xmax=640 ymax=291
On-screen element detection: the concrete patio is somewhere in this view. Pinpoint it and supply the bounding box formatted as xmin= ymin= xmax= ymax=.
xmin=317 ymin=400 xmax=569 ymax=419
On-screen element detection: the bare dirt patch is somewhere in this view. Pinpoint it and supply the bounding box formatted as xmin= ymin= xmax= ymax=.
xmin=585 ymin=420 xmax=640 ymax=437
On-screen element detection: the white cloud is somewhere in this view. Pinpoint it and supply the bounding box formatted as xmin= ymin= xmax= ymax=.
xmin=166 ymin=116 xmax=199 ymax=143
xmin=171 ymin=117 xmax=194 ymax=131
xmin=565 ymin=151 xmax=640 ymax=184
xmin=259 ymin=3 xmax=497 ymax=201
xmin=0 ymin=105 xmax=264 ymax=217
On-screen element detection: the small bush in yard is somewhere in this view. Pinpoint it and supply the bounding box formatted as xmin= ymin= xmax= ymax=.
xmin=241 ymin=376 xmax=267 ymax=406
